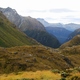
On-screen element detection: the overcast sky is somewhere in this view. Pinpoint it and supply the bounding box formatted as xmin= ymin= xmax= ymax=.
xmin=0 ymin=0 xmax=80 ymax=24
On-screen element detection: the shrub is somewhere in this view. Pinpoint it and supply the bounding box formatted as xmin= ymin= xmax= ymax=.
xmin=52 ymin=69 xmax=60 ymax=73
xmin=60 ymin=77 xmax=66 ymax=80
xmin=71 ymin=76 xmax=80 ymax=80
xmin=61 ymin=72 xmax=70 ymax=78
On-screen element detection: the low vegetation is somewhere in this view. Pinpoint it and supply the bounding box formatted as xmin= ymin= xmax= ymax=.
xmin=0 ymin=9 xmax=80 ymax=80
xmin=0 ymin=68 xmax=80 ymax=80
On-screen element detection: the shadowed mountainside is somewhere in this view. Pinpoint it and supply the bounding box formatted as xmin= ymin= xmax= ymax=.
xmin=24 ymin=30 xmax=60 ymax=48
xmin=66 ymin=28 xmax=80 ymax=42
xmin=46 ymin=27 xmax=72 ymax=44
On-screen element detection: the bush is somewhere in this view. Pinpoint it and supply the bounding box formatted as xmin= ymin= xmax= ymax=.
xmin=71 ymin=76 xmax=80 ymax=80
xmin=52 ymin=69 xmax=60 ymax=73
xmin=60 ymin=77 xmax=66 ymax=80
xmin=61 ymin=72 xmax=70 ymax=78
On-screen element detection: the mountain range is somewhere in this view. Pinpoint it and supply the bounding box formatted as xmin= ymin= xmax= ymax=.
xmin=37 ymin=18 xmax=80 ymax=43
xmin=0 ymin=7 xmax=80 ymax=46
xmin=0 ymin=7 xmax=60 ymax=48
xmin=37 ymin=18 xmax=80 ymax=31
xmin=46 ymin=27 xmax=72 ymax=44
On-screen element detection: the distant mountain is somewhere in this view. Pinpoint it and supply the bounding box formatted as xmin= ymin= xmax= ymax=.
xmin=64 ymin=23 xmax=80 ymax=31
xmin=0 ymin=7 xmax=60 ymax=48
xmin=37 ymin=18 xmax=64 ymax=28
xmin=66 ymin=28 xmax=80 ymax=41
xmin=37 ymin=18 xmax=80 ymax=31
xmin=49 ymin=23 xmax=64 ymax=28
xmin=46 ymin=27 xmax=72 ymax=44
xmin=37 ymin=18 xmax=50 ymax=27
xmin=0 ymin=12 xmax=38 ymax=47
xmin=60 ymin=35 xmax=80 ymax=49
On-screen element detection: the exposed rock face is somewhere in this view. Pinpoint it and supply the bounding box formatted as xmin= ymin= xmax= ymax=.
xmin=0 ymin=7 xmax=46 ymax=31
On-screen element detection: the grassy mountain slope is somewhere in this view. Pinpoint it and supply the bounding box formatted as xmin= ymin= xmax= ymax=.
xmin=0 ymin=12 xmax=38 ymax=47
xmin=59 ymin=34 xmax=80 ymax=67
xmin=60 ymin=35 xmax=80 ymax=49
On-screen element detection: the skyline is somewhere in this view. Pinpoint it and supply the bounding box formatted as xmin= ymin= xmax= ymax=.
xmin=0 ymin=0 xmax=80 ymax=24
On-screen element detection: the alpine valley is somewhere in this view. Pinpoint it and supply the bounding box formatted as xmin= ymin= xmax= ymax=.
xmin=0 ymin=7 xmax=80 ymax=80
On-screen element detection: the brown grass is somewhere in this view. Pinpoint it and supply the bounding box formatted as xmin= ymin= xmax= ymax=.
xmin=0 ymin=70 xmax=61 ymax=80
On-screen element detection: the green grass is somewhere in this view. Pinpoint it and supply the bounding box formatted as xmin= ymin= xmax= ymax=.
xmin=0 ymin=12 xmax=38 ymax=47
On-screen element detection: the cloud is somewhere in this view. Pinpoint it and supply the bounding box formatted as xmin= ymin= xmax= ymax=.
xmin=62 ymin=16 xmax=80 ymax=23
xmin=26 ymin=8 xmax=74 ymax=13
xmin=49 ymin=8 xmax=74 ymax=13
xmin=44 ymin=16 xmax=80 ymax=24
xmin=26 ymin=10 xmax=47 ymax=13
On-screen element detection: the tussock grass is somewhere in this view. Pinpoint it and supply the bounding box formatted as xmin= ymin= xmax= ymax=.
xmin=0 ymin=70 xmax=61 ymax=80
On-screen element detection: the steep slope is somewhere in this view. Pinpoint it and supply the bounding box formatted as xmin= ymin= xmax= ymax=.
xmin=24 ymin=30 xmax=60 ymax=48
xmin=66 ymin=28 xmax=80 ymax=41
xmin=19 ymin=16 xmax=46 ymax=31
xmin=46 ymin=27 xmax=72 ymax=44
xmin=0 ymin=7 xmax=60 ymax=48
xmin=60 ymin=35 xmax=80 ymax=49
xmin=0 ymin=12 xmax=38 ymax=47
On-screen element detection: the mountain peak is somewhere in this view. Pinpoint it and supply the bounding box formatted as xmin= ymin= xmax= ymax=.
xmin=5 ymin=7 xmax=16 ymax=13
xmin=37 ymin=18 xmax=50 ymax=27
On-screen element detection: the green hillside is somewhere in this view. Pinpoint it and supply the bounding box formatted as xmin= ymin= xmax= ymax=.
xmin=0 ymin=12 xmax=38 ymax=47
